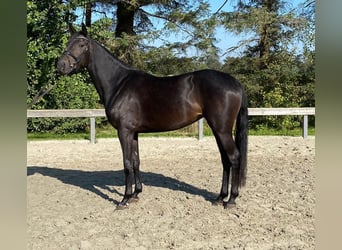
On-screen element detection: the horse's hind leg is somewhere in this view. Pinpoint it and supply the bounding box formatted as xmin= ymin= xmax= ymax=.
xmin=130 ymin=133 xmax=142 ymax=202
xmin=225 ymin=164 xmax=240 ymax=209
xmin=213 ymin=131 xmax=240 ymax=209
xmin=213 ymin=133 xmax=231 ymax=205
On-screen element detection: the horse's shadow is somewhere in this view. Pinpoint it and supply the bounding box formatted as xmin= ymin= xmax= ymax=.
xmin=27 ymin=166 xmax=216 ymax=205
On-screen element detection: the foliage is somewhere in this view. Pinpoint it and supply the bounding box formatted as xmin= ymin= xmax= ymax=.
xmin=27 ymin=74 xmax=103 ymax=133
xmin=27 ymin=0 xmax=68 ymax=109
xmin=27 ymin=0 xmax=101 ymax=133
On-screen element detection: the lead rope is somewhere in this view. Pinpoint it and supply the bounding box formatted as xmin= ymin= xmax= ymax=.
xmin=27 ymin=78 xmax=59 ymax=109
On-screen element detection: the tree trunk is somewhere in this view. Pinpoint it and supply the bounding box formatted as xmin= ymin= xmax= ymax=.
xmin=115 ymin=1 xmax=136 ymax=37
xmin=85 ymin=2 xmax=92 ymax=27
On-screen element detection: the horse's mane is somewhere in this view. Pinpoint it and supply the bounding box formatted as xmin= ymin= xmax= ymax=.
xmin=91 ymin=39 xmax=139 ymax=72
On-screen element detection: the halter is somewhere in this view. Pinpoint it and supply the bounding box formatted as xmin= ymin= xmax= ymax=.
xmin=62 ymin=37 xmax=90 ymax=65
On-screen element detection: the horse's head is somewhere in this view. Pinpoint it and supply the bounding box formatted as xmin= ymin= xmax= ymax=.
xmin=57 ymin=23 xmax=90 ymax=75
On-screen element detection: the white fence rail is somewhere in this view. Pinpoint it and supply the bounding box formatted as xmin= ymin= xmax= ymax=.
xmin=27 ymin=107 xmax=315 ymax=143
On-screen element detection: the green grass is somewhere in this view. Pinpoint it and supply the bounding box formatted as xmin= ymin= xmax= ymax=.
xmin=249 ymin=127 xmax=315 ymax=136
xmin=27 ymin=124 xmax=315 ymax=141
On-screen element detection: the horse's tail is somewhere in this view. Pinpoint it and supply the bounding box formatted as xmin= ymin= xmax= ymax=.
xmin=235 ymin=88 xmax=248 ymax=187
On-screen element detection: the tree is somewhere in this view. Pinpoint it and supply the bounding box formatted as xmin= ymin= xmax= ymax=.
xmin=220 ymin=0 xmax=315 ymax=130
xmin=83 ymin=0 xmax=220 ymax=64
xmin=27 ymin=0 xmax=68 ymax=108
xmin=27 ymin=0 xmax=102 ymax=133
xmin=220 ymin=0 xmax=307 ymax=67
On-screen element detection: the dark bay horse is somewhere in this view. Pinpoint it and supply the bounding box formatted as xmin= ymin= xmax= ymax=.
xmin=57 ymin=24 xmax=248 ymax=209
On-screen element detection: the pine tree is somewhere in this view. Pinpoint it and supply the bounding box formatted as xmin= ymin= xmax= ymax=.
xmin=220 ymin=0 xmax=315 ymax=130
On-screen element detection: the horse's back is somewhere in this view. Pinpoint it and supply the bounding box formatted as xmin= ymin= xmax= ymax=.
xmin=191 ymin=69 xmax=243 ymax=92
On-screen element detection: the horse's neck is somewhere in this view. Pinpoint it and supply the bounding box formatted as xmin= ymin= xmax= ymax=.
xmin=86 ymin=40 xmax=132 ymax=107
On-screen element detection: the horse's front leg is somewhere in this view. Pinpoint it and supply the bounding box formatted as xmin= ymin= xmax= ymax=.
xmin=117 ymin=129 xmax=135 ymax=209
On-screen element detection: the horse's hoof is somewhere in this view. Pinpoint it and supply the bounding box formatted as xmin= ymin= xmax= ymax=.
xmin=223 ymin=202 xmax=236 ymax=209
xmin=116 ymin=203 xmax=129 ymax=210
xmin=128 ymin=197 xmax=139 ymax=203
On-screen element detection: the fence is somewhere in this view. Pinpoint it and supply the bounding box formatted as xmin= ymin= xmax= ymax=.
xmin=27 ymin=107 xmax=315 ymax=143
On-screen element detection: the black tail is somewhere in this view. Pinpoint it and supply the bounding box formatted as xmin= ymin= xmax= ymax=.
xmin=235 ymin=89 xmax=248 ymax=187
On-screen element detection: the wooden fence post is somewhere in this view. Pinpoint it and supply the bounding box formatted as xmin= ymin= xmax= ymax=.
xmin=302 ymin=115 xmax=308 ymax=139
xmin=198 ymin=118 xmax=203 ymax=140
xmin=90 ymin=117 xmax=96 ymax=144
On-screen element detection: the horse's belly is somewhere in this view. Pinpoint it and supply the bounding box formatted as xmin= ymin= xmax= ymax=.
xmin=140 ymin=103 xmax=202 ymax=132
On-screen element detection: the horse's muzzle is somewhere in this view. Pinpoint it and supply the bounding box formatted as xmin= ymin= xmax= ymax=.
xmin=56 ymin=60 xmax=66 ymax=74
xmin=56 ymin=57 xmax=75 ymax=75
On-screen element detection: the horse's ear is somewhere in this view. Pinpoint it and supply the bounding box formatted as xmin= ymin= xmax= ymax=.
xmin=81 ymin=23 xmax=88 ymax=36
xmin=69 ymin=23 xmax=76 ymax=35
